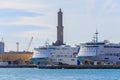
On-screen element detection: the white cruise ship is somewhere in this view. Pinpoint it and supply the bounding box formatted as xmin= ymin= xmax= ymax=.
xmin=31 ymin=45 xmax=79 ymax=65
xmin=77 ymin=31 xmax=120 ymax=65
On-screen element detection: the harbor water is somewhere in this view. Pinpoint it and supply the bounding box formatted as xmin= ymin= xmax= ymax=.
xmin=0 ymin=68 xmax=120 ymax=80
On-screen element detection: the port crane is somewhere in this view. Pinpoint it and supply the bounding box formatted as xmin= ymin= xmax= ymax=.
xmin=26 ymin=37 xmax=33 ymax=51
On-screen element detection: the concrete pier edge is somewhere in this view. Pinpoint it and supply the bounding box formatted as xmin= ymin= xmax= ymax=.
xmin=38 ymin=65 xmax=120 ymax=69
xmin=1 ymin=65 xmax=120 ymax=69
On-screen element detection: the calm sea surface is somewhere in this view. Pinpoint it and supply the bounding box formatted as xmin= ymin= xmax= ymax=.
xmin=0 ymin=68 xmax=120 ymax=80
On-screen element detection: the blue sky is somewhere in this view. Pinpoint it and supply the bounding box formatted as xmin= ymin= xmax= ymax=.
xmin=0 ymin=0 xmax=120 ymax=51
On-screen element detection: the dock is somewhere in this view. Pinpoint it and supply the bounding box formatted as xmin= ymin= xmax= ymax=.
xmin=38 ymin=65 xmax=120 ymax=69
xmin=0 ymin=64 xmax=37 ymax=68
xmin=1 ymin=64 xmax=120 ymax=69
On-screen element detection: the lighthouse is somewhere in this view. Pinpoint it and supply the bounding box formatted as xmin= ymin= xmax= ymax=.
xmin=53 ymin=8 xmax=65 ymax=46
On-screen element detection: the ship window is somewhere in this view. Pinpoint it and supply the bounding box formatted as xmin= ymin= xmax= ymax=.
xmin=105 ymin=54 xmax=108 ymax=56
xmin=58 ymin=59 xmax=63 ymax=61
xmin=116 ymin=54 xmax=119 ymax=56
xmin=37 ymin=62 xmax=40 ymax=65
xmin=52 ymin=59 xmax=56 ymax=62
xmin=113 ymin=53 xmax=116 ymax=56
xmin=61 ymin=55 xmax=63 ymax=57
xmin=64 ymin=55 xmax=67 ymax=57
xmin=114 ymin=46 xmax=120 ymax=48
xmin=51 ymin=55 xmax=54 ymax=57
xmin=110 ymin=53 xmax=112 ymax=56
xmin=104 ymin=46 xmax=120 ymax=48
xmin=57 ymin=55 xmax=60 ymax=57
xmin=104 ymin=58 xmax=109 ymax=60
xmin=71 ymin=59 xmax=75 ymax=61
xmin=119 ymin=53 xmax=120 ymax=56
xmin=119 ymin=58 xmax=120 ymax=60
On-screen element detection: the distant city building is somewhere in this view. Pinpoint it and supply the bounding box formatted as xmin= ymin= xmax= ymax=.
xmin=53 ymin=8 xmax=65 ymax=46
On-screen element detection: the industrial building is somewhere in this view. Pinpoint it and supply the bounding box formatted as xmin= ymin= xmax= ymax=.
xmin=0 ymin=52 xmax=33 ymax=65
xmin=0 ymin=38 xmax=34 ymax=65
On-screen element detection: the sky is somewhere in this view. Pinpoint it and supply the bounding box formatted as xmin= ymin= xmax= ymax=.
xmin=0 ymin=0 xmax=120 ymax=52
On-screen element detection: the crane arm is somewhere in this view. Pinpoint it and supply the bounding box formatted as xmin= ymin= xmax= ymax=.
xmin=27 ymin=37 xmax=33 ymax=51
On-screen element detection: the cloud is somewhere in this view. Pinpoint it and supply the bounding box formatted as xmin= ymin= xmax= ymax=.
xmin=102 ymin=0 xmax=113 ymax=10
xmin=0 ymin=16 xmax=54 ymax=28
xmin=0 ymin=8 xmax=42 ymax=18
xmin=87 ymin=0 xmax=96 ymax=15
xmin=18 ymin=30 xmax=55 ymax=39
xmin=0 ymin=25 xmax=49 ymax=33
xmin=0 ymin=0 xmax=46 ymax=12
xmin=97 ymin=0 xmax=113 ymax=16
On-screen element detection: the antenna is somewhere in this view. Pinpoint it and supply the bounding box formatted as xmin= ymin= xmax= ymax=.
xmin=1 ymin=37 xmax=4 ymax=42
xmin=95 ymin=29 xmax=98 ymax=43
xmin=45 ymin=39 xmax=49 ymax=47
xmin=16 ymin=42 xmax=19 ymax=52
xmin=92 ymin=36 xmax=96 ymax=43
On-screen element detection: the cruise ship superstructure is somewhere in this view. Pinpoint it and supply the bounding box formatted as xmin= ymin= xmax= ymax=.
xmin=77 ymin=31 xmax=120 ymax=65
xmin=31 ymin=9 xmax=79 ymax=66
xmin=32 ymin=45 xmax=79 ymax=65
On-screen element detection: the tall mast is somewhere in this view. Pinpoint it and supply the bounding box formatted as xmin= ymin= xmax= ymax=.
xmin=95 ymin=30 xmax=98 ymax=43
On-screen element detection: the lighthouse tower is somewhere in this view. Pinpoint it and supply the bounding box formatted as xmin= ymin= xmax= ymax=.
xmin=53 ymin=8 xmax=65 ymax=46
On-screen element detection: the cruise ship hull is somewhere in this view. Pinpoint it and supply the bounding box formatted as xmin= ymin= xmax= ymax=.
xmin=31 ymin=58 xmax=51 ymax=65
xmin=77 ymin=42 xmax=120 ymax=65
xmin=31 ymin=45 xmax=79 ymax=66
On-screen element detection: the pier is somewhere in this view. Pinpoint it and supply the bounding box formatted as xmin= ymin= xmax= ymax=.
xmin=0 ymin=64 xmax=120 ymax=69
xmin=38 ymin=65 xmax=120 ymax=69
xmin=0 ymin=64 xmax=36 ymax=68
